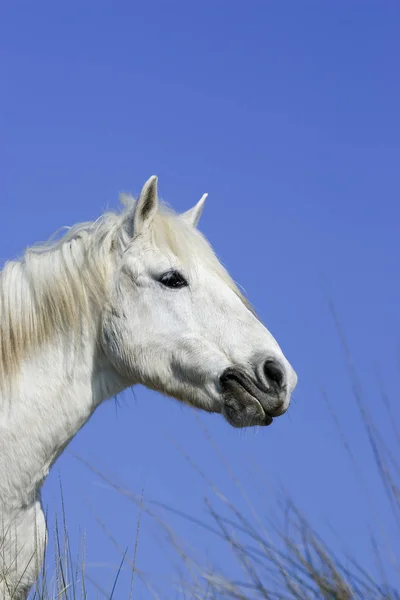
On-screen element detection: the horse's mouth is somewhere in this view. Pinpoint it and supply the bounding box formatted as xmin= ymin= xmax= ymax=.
xmin=219 ymin=369 xmax=278 ymax=428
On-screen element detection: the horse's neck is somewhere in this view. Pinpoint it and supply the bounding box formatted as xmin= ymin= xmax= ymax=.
xmin=0 ymin=326 xmax=126 ymax=509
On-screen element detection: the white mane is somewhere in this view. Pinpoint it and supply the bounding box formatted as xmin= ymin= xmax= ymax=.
xmin=0 ymin=196 xmax=250 ymax=389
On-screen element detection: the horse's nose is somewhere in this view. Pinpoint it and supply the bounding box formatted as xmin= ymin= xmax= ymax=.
xmin=254 ymin=355 xmax=296 ymax=417
xmin=262 ymin=358 xmax=286 ymax=393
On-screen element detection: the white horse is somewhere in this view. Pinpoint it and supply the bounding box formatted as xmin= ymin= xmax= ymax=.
xmin=0 ymin=176 xmax=297 ymax=598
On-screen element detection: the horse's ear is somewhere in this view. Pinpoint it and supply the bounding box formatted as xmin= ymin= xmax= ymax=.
xmin=133 ymin=175 xmax=159 ymax=235
xmin=180 ymin=193 xmax=208 ymax=227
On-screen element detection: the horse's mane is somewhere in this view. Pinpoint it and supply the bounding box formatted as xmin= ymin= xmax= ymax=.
xmin=0 ymin=196 xmax=251 ymax=388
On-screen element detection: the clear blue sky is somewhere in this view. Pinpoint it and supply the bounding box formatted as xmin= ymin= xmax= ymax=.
xmin=2 ymin=2 xmax=400 ymax=597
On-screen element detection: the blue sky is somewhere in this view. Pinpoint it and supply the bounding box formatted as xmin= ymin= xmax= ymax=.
xmin=2 ymin=1 xmax=400 ymax=597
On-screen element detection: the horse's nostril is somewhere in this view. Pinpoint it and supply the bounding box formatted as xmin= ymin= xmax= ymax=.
xmin=263 ymin=359 xmax=285 ymax=390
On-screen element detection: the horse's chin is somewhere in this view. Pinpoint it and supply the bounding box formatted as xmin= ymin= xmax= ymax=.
xmin=221 ymin=390 xmax=274 ymax=428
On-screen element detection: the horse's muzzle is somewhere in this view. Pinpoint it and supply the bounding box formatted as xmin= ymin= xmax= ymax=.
xmin=219 ymin=362 xmax=290 ymax=428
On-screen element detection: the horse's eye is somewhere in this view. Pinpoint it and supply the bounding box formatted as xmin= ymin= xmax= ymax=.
xmin=158 ymin=270 xmax=188 ymax=289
